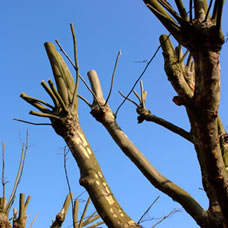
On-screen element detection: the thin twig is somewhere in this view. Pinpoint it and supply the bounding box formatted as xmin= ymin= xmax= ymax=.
xmin=133 ymin=90 xmax=141 ymax=103
xmin=152 ymin=208 xmax=180 ymax=228
xmin=63 ymin=147 xmax=75 ymax=226
xmin=78 ymin=197 xmax=91 ymax=228
xmin=6 ymin=132 xmax=29 ymax=212
xmin=70 ymin=23 xmax=80 ymax=106
xmin=179 ymin=50 xmax=189 ymax=63
xmin=118 ymin=91 xmax=139 ymax=107
xmin=56 ymin=40 xmax=76 ymax=71
xmin=137 ymin=196 xmax=160 ymax=224
xmin=28 ymin=214 xmax=38 ymax=228
xmin=105 ymin=50 xmax=121 ymax=105
xmin=13 ymin=118 xmax=51 ymax=126
xmin=76 ymin=191 xmax=87 ymax=200
xmin=41 ymin=80 xmax=59 ymax=107
xmin=87 ymin=221 xmax=104 ymax=228
xmin=77 ymin=94 xmax=92 ymax=107
xmin=29 ymin=111 xmax=60 ymax=119
xmin=2 ymin=142 xmax=6 ymax=201
xmin=115 ymin=34 xmax=171 ymax=118
xmin=48 ymin=79 xmax=68 ymax=112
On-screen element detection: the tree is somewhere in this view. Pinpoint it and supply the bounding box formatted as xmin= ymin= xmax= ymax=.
xmin=17 ymin=1 xmax=228 ymax=227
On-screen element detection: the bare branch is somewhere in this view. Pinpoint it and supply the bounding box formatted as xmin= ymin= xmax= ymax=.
xmin=70 ymin=23 xmax=80 ymax=107
xmin=2 ymin=142 xmax=6 ymax=202
xmin=29 ymin=111 xmax=60 ymax=119
xmin=7 ymin=133 xmax=29 ymax=213
xmin=13 ymin=193 xmax=31 ymax=228
xmin=105 ymin=50 xmax=121 ymax=105
xmin=137 ymin=196 xmax=160 ymax=224
xmin=41 ymin=80 xmax=59 ymax=107
xmin=28 ymin=214 xmax=38 ymax=228
xmin=63 ymin=147 xmax=74 ymax=225
xmin=78 ymin=197 xmax=91 ymax=228
xmin=48 ymin=79 xmax=68 ymax=112
xmin=20 ymin=92 xmax=53 ymax=113
xmin=77 ymin=94 xmax=92 ymax=107
xmin=89 ymin=70 xmax=206 ymax=224
xmin=152 ymin=208 xmax=180 ymax=228
xmin=13 ymin=118 xmax=51 ymax=126
xmin=137 ymin=109 xmax=192 ymax=142
xmin=118 ymin=91 xmax=139 ymax=107
xmin=73 ymin=199 xmax=79 ymax=228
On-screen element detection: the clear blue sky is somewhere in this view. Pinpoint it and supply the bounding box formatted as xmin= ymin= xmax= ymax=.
xmin=1 ymin=1 xmax=228 ymax=227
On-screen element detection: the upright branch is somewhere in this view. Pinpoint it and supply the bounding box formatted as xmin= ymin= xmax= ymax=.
xmin=0 ymin=140 xmax=30 ymax=228
xmin=2 ymin=142 xmax=6 ymax=201
xmin=72 ymin=196 xmax=104 ymax=228
xmin=87 ymin=70 xmax=208 ymax=226
xmin=19 ymin=25 xmax=139 ymax=228
xmin=7 ymin=134 xmax=28 ymax=214
xmin=13 ymin=193 xmax=31 ymax=228
xmin=50 ymin=193 xmax=73 ymax=228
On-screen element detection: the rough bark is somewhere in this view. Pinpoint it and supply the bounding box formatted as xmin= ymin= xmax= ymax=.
xmin=51 ymin=113 xmax=138 ymax=228
xmin=0 ymin=212 xmax=11 ymax=228
xmin=142 ymin=1 xmax=228 ymax=226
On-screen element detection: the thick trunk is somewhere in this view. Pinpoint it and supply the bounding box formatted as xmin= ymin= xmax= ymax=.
xmin=188 ymin=48 xmax=228 ymax=226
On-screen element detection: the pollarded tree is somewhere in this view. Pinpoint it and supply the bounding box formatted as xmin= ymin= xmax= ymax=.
xmin=18 ymin=1 xmax=228 ymax=227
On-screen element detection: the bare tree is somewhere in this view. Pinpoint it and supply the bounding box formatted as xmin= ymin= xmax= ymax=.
xmin=19 ymin=1 xmax=228 ymax=227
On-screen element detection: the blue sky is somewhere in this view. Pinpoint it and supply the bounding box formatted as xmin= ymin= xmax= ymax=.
xmin=1 ymin=1 xmax=228 ymax=227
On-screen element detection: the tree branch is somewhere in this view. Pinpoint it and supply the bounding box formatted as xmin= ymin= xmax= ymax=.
xmin=137 ymin=107 xmax=192 ymax=142
xmin=50 ymin=193 xmax=73 ymax=228
xmin=88 ymin=70 xmax=207 ymax=225
xmin=13 ymin=193 xmax=31 ymax=228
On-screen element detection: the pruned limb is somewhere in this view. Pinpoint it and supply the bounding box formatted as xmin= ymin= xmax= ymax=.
xmin=119 ymin=91 xmax=139 ymax=107
xmin=88 ymin=70 xmax=207 ymax=226
xmin=20 ymin=92 xmax=53 ymax=113
xmin=13 ymin=193 xmax=31 ymax=228
xmin=126 ymin=81 xmax=192 ymax=142
xmin=159 ymin=35 xmax=193 ymax=103
xmin=137 ymin=107 xmax=192 ymax=142
xmin=174 ymin=0 xmax=188 ymax=21
xmin=144 ymin=2 xmax=183 ymax=43
xmin=20 ymin=37 xmax=139 ymax=227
